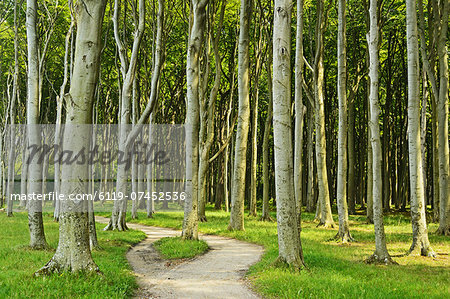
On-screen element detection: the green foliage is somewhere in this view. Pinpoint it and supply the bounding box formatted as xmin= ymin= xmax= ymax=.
xmin=0 ymin=212 xmax=146 ymax=298
xmin=128 ymin=207 xmax=449 ymax=299
xmin=153 ymin=237 xmax=209 ymax=260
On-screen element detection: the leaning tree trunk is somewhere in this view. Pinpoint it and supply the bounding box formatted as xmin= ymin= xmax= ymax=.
xmin=25 ymin=0 xmax=48 ymax=250
xmin=35 ymin=0 xmax=107 ymax=275
xmin=182 ymin=0 xmax=208 ymax=240
xmin=229 ymin=0 xmax=251 ymax=231
xmin=336 ymin=0 xmax=353 ymax=242
xmin=272 ymin=0 xmax=305 ymax=269
xmin=105 ymin=0 xmax=146 ymax=231
xmin=366 ymin=0 xmax=394 ymax=264
xmin=406 ymin=0 xmax=434 ymax=256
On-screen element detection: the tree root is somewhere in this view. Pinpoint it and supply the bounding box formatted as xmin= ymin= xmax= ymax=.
xmin=364 ymin=253 xmax=398 ymax=265
xmin=198 ymin=215 xmax=208 ymax=222
xmin=331 ymin=231 xmax=356 ymax=243
xmin=316 ymin=221 xmax=336 ymax=229
xmin=259 ymin=215 xmax=274 ymax=222
xmin=34 ymin=259 xmax=101 ymax=277
xmin=436 ymin=226 xmax=450 ymax=236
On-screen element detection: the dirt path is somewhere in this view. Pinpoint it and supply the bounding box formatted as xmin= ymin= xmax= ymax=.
xmin=95 ymin=217 xmax=264 ymax=299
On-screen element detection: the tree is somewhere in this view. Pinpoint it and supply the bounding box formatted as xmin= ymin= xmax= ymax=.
xmin=336 ymin=0 xmax=353 ymax=242
xmin=182 ymin=0 xmax=208 ymax=240
xmin=314 ymin=0 xmax=334 ymax=228
xmin=365 ymin=0 xmax=394 ymax=264
xmin=25 ymin=0 xmax=48 ymax=250
xmin=272 ymin=0 xmax=305 ymax=270
xmin=405 ymin=0 xmax=434 ymax=257
xmin=104 ymin=0 xmax=146 ymax=231
xmin=36 ymin=0 xmax=107 ymax=274
xmin=294 ymin=0 xmax=305 ymax=225
xmin=229 ymin=0 xmax=251 ymax=231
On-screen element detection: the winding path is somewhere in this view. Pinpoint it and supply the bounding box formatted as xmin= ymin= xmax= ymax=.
xmin=95 ymin=217 xmax=264 ymax=299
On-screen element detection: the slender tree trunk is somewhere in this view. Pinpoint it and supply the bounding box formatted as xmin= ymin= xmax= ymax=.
xmin=229 ymin=0 xmax=251 ymax=231
xmin=336 ymin=0 xmax=353 ymax=242
xmin=272 ymin=0 xmax=304 ymax=269
xmin=261 ymin=50 xmax=273 ymax=222
xmin=182 ymin=0 xmax=208 ymax=240
xmin=105 ymin=0 xmax=146 ymax=231
xmin=366 ymin=0 xmax=394 ymax=264
xmin=315 ymin=0 xmax=334 ymax=228
xmin=406 ymin=0 xmax=434 ymax=256
xmin=26 ymin=0 xmax=48 ymax=250
xmin=294 ymin=0 xmax=305 ymax=226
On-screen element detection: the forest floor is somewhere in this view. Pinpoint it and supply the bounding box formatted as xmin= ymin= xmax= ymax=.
xmin=0 ymin=212 xmax=146 ymax=298
xmin=96 ymin=216 xmax=264 ymax=299
xmin=108 ymin=206 xmax=450 ymax=299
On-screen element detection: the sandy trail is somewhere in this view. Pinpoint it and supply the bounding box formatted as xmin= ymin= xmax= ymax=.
xmin=95 ymin=217 xmax=264 ymax=299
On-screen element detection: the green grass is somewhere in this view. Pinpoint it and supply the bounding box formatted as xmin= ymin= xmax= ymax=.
xmin=123 ymin=207 xmax=450 ymax=299
xmin=153 ymin=237 xmax=209 ymax=259
xmin=0 ymin=212 xmax=146 ymax=299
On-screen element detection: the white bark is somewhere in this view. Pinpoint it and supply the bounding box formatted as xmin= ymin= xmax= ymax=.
xmin=366 ymin=0 xmax=394 ymax=264
xmin=294 ymin=0 xmax=305 ymax=224
xmin=336 ymin=0 xmax=352 ymax=242
xmin=36 ymin=0 xmax=107 ymax=275
xmin=406 ymin=0 xmax=434 ymax=256
xmin=182 ymin=0 xmax=208 ymax=240
xmin=229 ymin=0 xmax=251 ymax=231
xmin=105 ymin=0 xmax=146 ymax=231
xmin=26 ymin=0 xmax=48 ymax=249
xmin=315 ymin=0 xmax=334 ymax=228
xmin=272 ymin=0 xmax=304 ymax=269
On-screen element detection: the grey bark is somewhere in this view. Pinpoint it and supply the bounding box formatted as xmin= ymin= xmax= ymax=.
xmin=26 ymin=0 xmax=48 ymax=250
xmin=366 ymin=0 xmax=394 ymax=264
xmin=35 ymin=0 xmax=107 ymax=275
xmin=406 ymin=0 xmax=434 ymax=256
xmin=229 ymin=0 xmax=251 ymax=231
xmin=272 ymin=0 xmax=304 ymax=269
xmin=336 ymin=0 xmax=352 ymax=242
xmin=182 ymin=0 xmax=208 ymax=240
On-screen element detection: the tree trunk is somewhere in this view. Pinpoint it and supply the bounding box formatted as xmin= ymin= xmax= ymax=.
xmin=104 ymin=0 xmax=146 ymax=231
xmin=261 ymin=50 xmax=273 ymax=222
xmin=25 ymin=0 xmax=48 ymax=250
xmin=406 ymin=0 xmax=434 ymax=256
xmin=294 ymin=0 xmax=305 ymax=226
xmin=35 ymin=0 xmax=107 ymax=275
xmin=182 ymin=0 xmax=208 ymax=240
xmin=229 ymin=0 xmax=251 ymax=231
xmin=272 ymin=0 xmax=304 ymax=269
xmin=315 ymin=0 xmax=334 ymax=228
xmin=436 ymin=0 xmax=449 ymax=236
xmin=336 ymin=0 xmax=353 ymax=242
xmin=366 ymin=0 xmax=394 ymax=264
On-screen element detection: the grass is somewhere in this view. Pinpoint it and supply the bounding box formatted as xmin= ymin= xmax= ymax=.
xmin=153 ymin=237 xmax=209 ymax=259
xmin=0 ymin=212 xmax=146 ymax=299
xmin=123 ymin=207 xmax=450 ymax=299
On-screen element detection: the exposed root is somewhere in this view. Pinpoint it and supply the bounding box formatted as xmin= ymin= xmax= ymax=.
xmin=198 ymin=216 xmax=208 ymax=222
xmin=332 ymin=231 xmax=356 ymax=243
xmin=364 ymin=253 xmax=398 ymax=265
xmin=316 ymin=221 xmax=336 ymax=229
xmin=407 ymin=244 xmax=436 ymax=258
xmin=259 ymin=215 xmax=274 ymax=222
xmin=436 ymin=226 xmax=450 ymax=236
xmin=272 ymin=256 xmax=306 ymax=272
xmin=34 ymin=259 xmax=101 ymax=277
